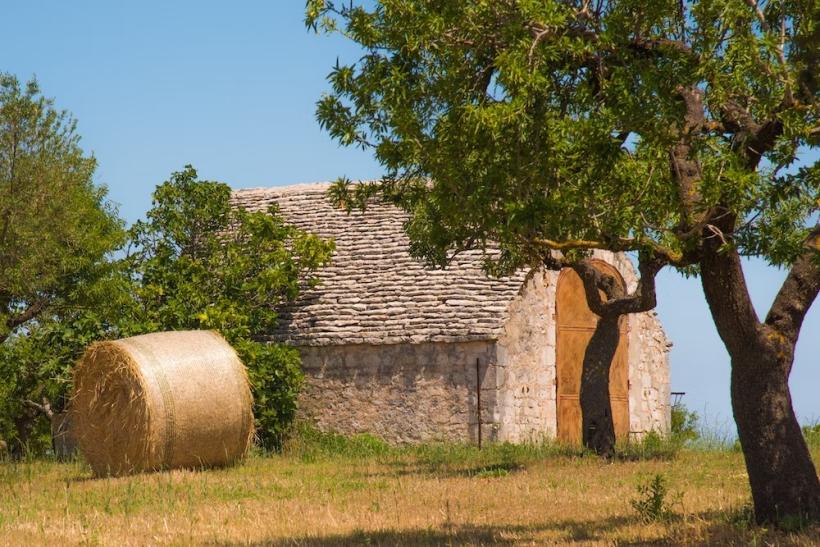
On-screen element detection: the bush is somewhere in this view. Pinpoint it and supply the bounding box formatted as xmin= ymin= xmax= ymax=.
xmin=631 ymin=474 xmax=677 ymax=523
xmin=671 ymin=403 xmax=700 ymax=444
xmin=123 ymin=167 xmax=334 ymax=450
xmin=1 ymin=166 xmax=334 ymax=457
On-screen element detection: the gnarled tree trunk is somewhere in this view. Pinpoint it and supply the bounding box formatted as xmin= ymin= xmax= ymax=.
xmin=701 ymin=223 xmax=820 ymax=524
xmin=562 ymin=256 xmax=662 ymax=457
xmin=579 ymin=312 xmax=621 ymax=458
xmin=730 ymin=342 xmax=820 ymax=522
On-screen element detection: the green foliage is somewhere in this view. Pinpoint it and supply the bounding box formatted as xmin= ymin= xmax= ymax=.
xmin=0 ymin=74 xmax=125 ymax=455
xmin=802 ymin=422 xmax=820 ymax=450
xmin=0 ymin=162 xmax=333 ymax=455
xmin=124 ymin=166 xmax=335 ymax=449
xmin=671 ymin=403 xmax=700 ymax=444
xmin=631 ymin=474 xmax=676 ymax=523
xmin=307 ymin=1 xmax=817 ymax=273
xmin=0 ymin=311 xmax=120 ymax=455
xmin=0 ymin=75 xmax=124 ymax=339
xmin=617 ymin=430 xmax=681 ymax=461
xmin=283 ymin=423 xmax=393 ymax=462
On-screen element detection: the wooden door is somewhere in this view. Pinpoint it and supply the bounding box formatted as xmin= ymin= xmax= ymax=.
xmin=556 ymin=261 xmax=629 ymax=444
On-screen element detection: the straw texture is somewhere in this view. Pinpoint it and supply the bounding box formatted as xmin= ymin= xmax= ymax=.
xmin=71 ymin=330 xmax=254 ymax=477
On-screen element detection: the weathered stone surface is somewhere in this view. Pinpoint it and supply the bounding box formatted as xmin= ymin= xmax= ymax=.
xmin=297 ymin=341 xmax=497 ymax=443
xmin=234 ymin=183 xmax=671 ymax=444
xmin=232 ymin=183 xmax=527 ymax=346
xmin=496 ymin=270 xmax=556 ymax=442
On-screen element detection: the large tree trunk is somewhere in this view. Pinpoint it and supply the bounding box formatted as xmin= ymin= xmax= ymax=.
xmin=730 ymin=339 xmax=820 ymax=523
xmin=580 ymin=312 xmax=620 ymax=457
xmin=700 ymin=230 xmax=820 ymax=524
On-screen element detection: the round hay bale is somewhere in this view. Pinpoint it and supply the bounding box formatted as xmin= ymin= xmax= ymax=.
xmin=71 ymin=330 xmax=254 ymax=476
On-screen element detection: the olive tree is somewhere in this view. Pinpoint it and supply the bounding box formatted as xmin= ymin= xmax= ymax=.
xmin=306 ymin=0 xmax=819 ymax=524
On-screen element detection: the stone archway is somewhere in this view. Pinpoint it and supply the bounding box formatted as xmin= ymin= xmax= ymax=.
xmin=555 ymin=260 xmax=629 ymax=444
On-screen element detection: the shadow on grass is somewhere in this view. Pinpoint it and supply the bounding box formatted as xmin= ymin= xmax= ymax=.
xmin=213 ymin=516 xmax=648 ymax=546
xmin=362 ymin=460 xmax=528 ymax=480
xmin=211 ymin=510 xmax=820 ymax=546
xmin=692 ymin=507 xmax=820 ymax=546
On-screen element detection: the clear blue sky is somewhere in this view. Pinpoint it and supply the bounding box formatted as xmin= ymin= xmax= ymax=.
xmin=5 ymin=1 xmax=817 ymax=431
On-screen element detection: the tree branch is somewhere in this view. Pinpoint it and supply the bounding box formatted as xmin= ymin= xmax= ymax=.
xmin=5 ymin=297 xmax=49 ymax=333
xmin=765 ymin=226 xmax=820 ymax=346
xmin=744 ymin=0 xmax=769 ymax=32
xmin=23 ymin=397 xmax=54 ymax=420
xmin=671 ymin=85 xmax=707 ymax=228
xmin=571 ymin=258 xmax=619 ymax=316
xmin=699 ymin=210 xmax=761 ymax=354
xmin=532 ymin=236 xmax=686 ymax=266
xmin=606 ymin=253 xmax=666 ymax=315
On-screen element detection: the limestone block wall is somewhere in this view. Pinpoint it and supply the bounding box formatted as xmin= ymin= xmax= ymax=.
xmin=495 ymin=270 xmax=557 ymax=442
xmin=294 ymin=252 xmax=671 ymax=444
xmin=627 ymin=311 xmax=672 ymax=435
xmin=297 ymin=341 xmax=498 ymax=443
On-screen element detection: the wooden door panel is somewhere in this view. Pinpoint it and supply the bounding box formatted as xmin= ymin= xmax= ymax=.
xmin=556 ymin=330 xmax=591 ymax=396
xmin=556 ymin=262 xmax=630 ymax=444
xmin=611 ymin=395 xmax=629 ymax=440
xmin=557 ymin=395 xmax=582 ymax=444
xmin=556 ymin=269 xmax=599 ymax=327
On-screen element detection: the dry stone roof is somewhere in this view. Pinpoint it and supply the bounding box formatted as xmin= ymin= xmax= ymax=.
xmin=232 ymin=183 xmax=528 ymax=346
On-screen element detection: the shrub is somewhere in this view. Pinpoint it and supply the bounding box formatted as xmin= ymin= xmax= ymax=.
xmin=124 ymin=167 xmax=334 ymax=450
xmin=631 ymin=474 xmax=676 ymax=523
xmin=670 ymin=403 xmax=700 ymax=444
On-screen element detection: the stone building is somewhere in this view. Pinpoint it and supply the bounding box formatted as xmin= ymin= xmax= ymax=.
xmin=233 ymin=183 xmax=671 ymax=444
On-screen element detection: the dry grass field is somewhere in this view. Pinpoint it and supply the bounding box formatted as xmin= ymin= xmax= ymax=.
xmin=1 ymin=433 xmax=819 ymax=546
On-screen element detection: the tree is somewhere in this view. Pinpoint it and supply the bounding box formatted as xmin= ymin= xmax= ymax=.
xmin=0 ymin=74 xmax=124 ymax=343
xmin=1 ymin=165 xmax=334 ymax=455
xmin=306 ymin=0 xmax=819 ymax=524
xmin=125 ymin=166 xmax=334 ymax=448
xmin=0 ymin=74 xmax=124 ymax=455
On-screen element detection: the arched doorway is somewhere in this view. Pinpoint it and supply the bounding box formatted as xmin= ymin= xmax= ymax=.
xmin=556 ymin=261 xmax=629 ymax=444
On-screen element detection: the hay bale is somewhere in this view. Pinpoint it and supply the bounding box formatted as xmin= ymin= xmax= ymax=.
xmin=71 ymin=330 xmax=254 ymax=476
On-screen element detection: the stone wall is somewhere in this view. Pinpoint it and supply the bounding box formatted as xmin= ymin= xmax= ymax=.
xmin=295 ymin=251 xmax=671 ymax=444
xmin=297 ymin=341 xmax=497 ymax=443
xmin=627 ymin=311 xmax=672 ymax=435
xmin=495 ymin=270 xmax=557 ymax=442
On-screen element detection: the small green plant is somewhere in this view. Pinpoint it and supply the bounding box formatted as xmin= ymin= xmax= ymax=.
xmin=671 ymin=403 xmax=700 ymax=444
xmin=631 ymin=474 xmax=675 ymax=523
xmin=283 ymin=422 xmax=393 ymax=461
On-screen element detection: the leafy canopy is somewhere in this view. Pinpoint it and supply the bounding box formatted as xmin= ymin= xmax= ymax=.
xmin=307 ymin=0 xmax=817 ymax=273
xmin=0 ymin=74 xmax=124 ymax=454
xmin=0 ymin=74 xmax=124 ymax=342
